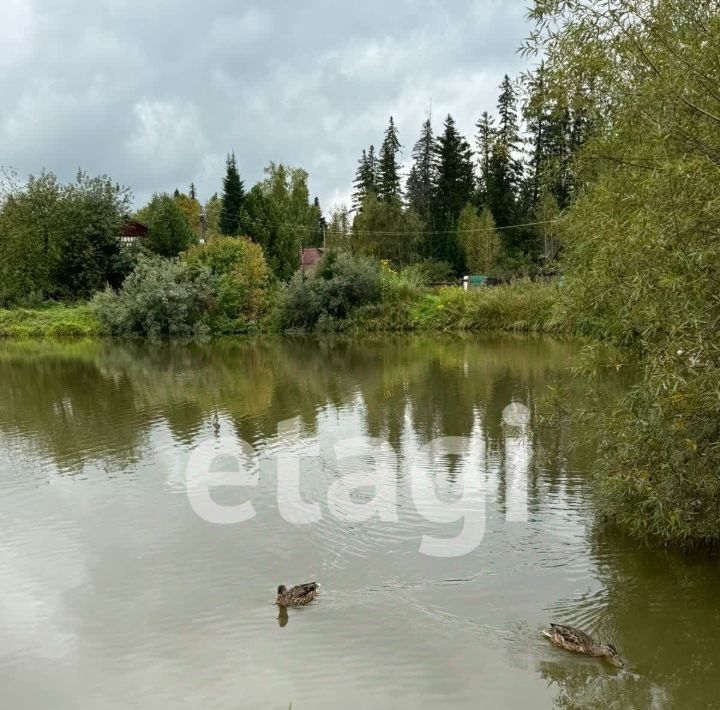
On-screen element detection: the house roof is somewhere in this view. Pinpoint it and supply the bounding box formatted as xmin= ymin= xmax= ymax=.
xmin=300 ymin=247 xmax=324 ymax=269
xmin=121 ymin=218 xmax=149 ymax=238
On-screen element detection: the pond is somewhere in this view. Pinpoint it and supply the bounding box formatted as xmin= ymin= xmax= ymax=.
xmin=0 ymin=337 xmax=718 ymax=709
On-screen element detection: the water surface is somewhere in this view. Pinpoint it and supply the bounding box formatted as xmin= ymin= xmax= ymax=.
xmin=0 ymin=337 xmax=718 ymax=709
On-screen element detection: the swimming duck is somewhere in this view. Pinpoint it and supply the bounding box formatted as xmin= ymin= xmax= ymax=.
xmin=276 ymin=582 xmax=319 ymax=607
xmin=543 ymin=623 xmax=623 ymax=667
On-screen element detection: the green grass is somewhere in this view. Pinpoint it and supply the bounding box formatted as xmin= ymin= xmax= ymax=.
xmin=348 ymin=281 xmax=563 ymax=335
xmin=0 ymin=282 xmax=563 ymax=339
xmin=0 ymin=304 xmax=102 ymax=338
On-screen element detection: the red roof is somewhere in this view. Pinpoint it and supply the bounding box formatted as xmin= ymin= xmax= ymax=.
xmin=120 ymin=218 xmax=149 ymax=241
xmin=300 ymin=247 xmax=324 ymax=270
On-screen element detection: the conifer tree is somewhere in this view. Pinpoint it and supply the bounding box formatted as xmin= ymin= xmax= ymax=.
xmin=219 ymin=152 xmax=245 ymax=235
xmin=487 ymin=76 xmax=523 ymax=228
xmin=378 ymin=117 xmax=402 ymax=203
xmin=406 ymin=117 xmax=436 ymax=227
xmin=352 ymin=148 xmax=377 ymax=211
xmin=474 ymin=111 xmax=495 ymax=204
xmin=305 ymin=196 xmax=326 ymax=248
xmin=189 ymin=182 xmax=197 ymax=200
xmin=430 ymin=114 xmax=474 ymax=270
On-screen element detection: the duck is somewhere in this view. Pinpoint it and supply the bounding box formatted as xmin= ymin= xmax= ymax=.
xmin=543 ymin=623 xmax=623 ymax=667
xmin=276 ymin=582 xmax=319 ymax=607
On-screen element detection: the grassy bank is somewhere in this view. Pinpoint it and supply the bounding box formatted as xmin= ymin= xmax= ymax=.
xmin=0 ymin=304 xmax=102 ymax=338
xmin=0 ymin=281 xmax=562 ymax=339
xmin=348 ymin=281 xmax=561 ymax=334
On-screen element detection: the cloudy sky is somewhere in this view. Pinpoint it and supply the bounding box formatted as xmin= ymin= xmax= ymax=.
xmin=0 ymin=0 xmax=532 ymax=210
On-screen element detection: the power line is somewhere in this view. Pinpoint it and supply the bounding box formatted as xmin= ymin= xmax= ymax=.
xmin=238 ymin=215 xmax=558 ymax=237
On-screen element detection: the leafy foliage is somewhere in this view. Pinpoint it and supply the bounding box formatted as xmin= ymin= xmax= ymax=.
xmin=526 ymin=0 xmax=720 ymax=545
xmin=457 ymin=204 xmax=502 ymax=275
xmin=0 ymin=170 xmax=130 ymax=304
xmin=241 ymin=163 xmax=318 ymax=280
xmin=276 ymin=250 xmax=381 ymax=331
xmin=351 ymin=192 xmax=422 ymax=266
xmin=184 ymin=236 xmax=273 ymax=332
xmin=142 ymin=193 xmax=196 ymax=257
xmin=93 ymin=256 xmax=215 ymax=337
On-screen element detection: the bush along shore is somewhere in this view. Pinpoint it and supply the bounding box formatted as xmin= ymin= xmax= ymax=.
xmin=0 ymin=249 xmax=562 ymax=338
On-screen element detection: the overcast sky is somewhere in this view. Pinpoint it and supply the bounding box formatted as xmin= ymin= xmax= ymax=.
xmin=1 ymin=0 xmax=532 ymax=211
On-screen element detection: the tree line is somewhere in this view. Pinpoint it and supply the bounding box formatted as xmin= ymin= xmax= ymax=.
xmin=340 ymin=70 xmax=589 ymax=276
xmin=0 ymin=62 xmax=589 ymax=306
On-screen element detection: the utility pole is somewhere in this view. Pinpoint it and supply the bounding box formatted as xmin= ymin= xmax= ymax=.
xmin=200 ymin=207 xmax=207 ymax=244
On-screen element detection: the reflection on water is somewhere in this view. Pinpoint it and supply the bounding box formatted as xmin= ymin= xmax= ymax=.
xmin=0 ymin=336 xmax=718 ymax=709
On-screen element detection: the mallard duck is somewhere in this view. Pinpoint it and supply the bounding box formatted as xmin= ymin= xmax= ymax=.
xmin=543 ymin=623 xmax=623 ymax=667
xmin=276 ymin=582 xmax=319 ymax=607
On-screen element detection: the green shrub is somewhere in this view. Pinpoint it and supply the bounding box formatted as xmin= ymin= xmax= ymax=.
xmin=415 ymin=281 xmax=559 ymax=333
xmin=276 ymin=251 xmax=381 ymax=331
xmin=378 ymin=260 xmax=424 ymax=303
xmin=347 ymin=278 xmax=560 ymax=334
xmin=93 ymin=256 xmax=215 ymax=337
xmin=405 ymin=260 xmax=454 ymax=285
xmin=184 ymin=236 xmax=274 ymax=333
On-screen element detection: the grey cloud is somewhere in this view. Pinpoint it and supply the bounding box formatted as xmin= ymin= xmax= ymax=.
xmin=0 ymin=0 xmax=530 ymax=209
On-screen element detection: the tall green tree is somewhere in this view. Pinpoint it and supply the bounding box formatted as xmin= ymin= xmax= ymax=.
xmin=219 ymin=152 xmax=244 ymax=235
xmin=204 ymin=193 xmax=221 ymax=235
xmin=430 ymin=114 xmax=475 ymax=270
xmin=144 ymin=193 xmax=196 ymax=257
xmin=475 ymin=111 xmax=496 ymax=205
xmin=325 ymin=204 xmax=352 ymax=251
xmin=241 ymin=163 xmax=318 ymax=279
xmin=406 ymin=117 xmax=436 ymax=229
xmin=522 ymin=62 xmax=574 ymax=213
xmin=378 ymin=117 xmax=402 ymax=203
xmin=457 ymin=204 xmax=502 ymax=275
xmin=0 ymin=170 xmax=130 ymax=303
xmin=487 ymin=75 xmax=523 ymax=228
xmin=309 ymin=196 xmax=326 ymax=248
xmin=173 ymin=191 xmax=201 ymax=238
xmin=56 ymin=172 xmax=132 ymax=296
xmin=351 ymin=193 xmax=422 ymax=266
xmin=352 ymin=146 xmax=378 ymax=211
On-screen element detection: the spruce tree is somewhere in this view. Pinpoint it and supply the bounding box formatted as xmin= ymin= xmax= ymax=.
xmin=431 ymin=114 xmax=474 ymax=270
xmin=406 ymin=117 xmax=436 ymax=227
xmin=475 ymin=111 xmax=495 ymax=204
xmin=219 ymin=152 xmax=245 ymax=235
xmin=487 ymin=75 xmax=523 ymax=228
xmin=189 ymin=182 xmax=197 ymax=200
xmin=367 ymin=145 xmax=378 ymax=188
xmin=378 ymin=117 xmax=402 ymax=203
xmin=352 ymin=148 xmax=377 ymax=211
xmin=310 ymin=196 xmax=326 ymax=247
